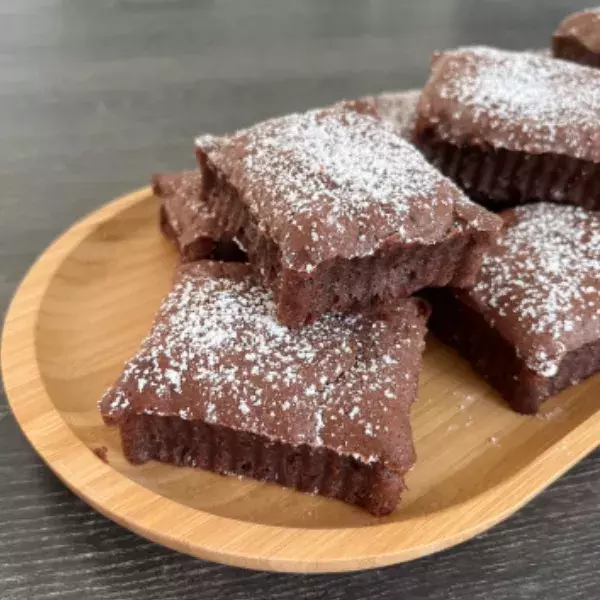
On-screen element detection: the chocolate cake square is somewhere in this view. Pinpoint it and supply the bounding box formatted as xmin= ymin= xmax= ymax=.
xmin=413 ymin=47 xmax=600 ymax=210
xmin=195 ymin=102 xmax=501 ymax=327
xmin=156 ymin=93 xmax=420 ymax=265
xmin=153 ymin=170 xmax=246 ymax=262
xmin=100 ymin=261 xmax=430 ymax=515
xmin=426 ymin=203 xmax=600 ymax=414
xmin=553 ymin=8 xmax=600 ymax=68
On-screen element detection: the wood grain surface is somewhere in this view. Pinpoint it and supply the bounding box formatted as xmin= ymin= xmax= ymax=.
xmin=3 ymin=186 xmax=598 ymax=573
xmin=0 ymin=0 xmax=598 ymax=598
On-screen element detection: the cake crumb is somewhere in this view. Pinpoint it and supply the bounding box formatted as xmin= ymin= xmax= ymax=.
xmin=535 ymin=407 xmax=565 ymax=421
xmin=459 ymin=393 xmax=476 ymax=411
xmin=470 ymin=203 xmax=600 ymax=378
xmin=92 ymin=446 xmax=108 ymax=463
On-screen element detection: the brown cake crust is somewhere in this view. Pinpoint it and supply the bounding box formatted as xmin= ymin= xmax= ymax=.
xmin=154 ymin=93 xmax=422 ymax=264
xmin=100 ymin=261 xmax=430 ymax=515
xmin=414 ymin=47 xmax=600 ymax=210
xmin=153 ymin=171 xmax=246 ymax=262
xmin=553 ymin=8 xmax=600 ymax=68
xmin=415 ymin=131 xmax=600 ymax=211
xmin=196 ymin=102 xmax=500 ymax=327
xmin=155 ymin=92 xmax=422 ymax=263
xmin=425 ymin=203 xmax=600 ymax=413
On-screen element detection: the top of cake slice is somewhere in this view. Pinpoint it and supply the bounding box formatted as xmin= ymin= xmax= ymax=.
xmin=415 ymin=46 xmax=600 ymax=162
xmin=457 ymin=203 xmax=600 ymax=377
xmin=554 ymin=7 xmax=600 ymax=52
xmin=196 ymin=102 xmax=500 ymax=273
xmin=100 ymin=261 xmax=429 ymax=470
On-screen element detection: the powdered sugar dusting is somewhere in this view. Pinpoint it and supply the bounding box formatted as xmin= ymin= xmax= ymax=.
xmin=241 ymin=107 xmax=439 ymax=211
xmin=314 ymin=408 xmax=325 ymax=446
xmin=423 ymin=47 xmax=600 ymax=161
xmin=116 ymin=273 xmax=351 ymax=405
xmin=201 ymin=104 xmax=473 ymax=270
xmin=100 ymin=263 xmax=428 ymax=466
xmin=469 ymin=203 xmax=600 ymax=377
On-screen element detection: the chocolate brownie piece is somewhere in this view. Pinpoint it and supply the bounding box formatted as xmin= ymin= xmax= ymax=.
xmin=156 ymin=93 xmax=420 ymax=264
xmin=413 ymin=47 xmax=600 ymax=211
xmin=100 ymin=261 xmax=429 ymax=515
xmin=195 ymin=102 xmax=501 ymax=327
xmin=426 ymin=203 xmax=600 ymax=414
xmin=553 ymin=8 xmax=600 ymax=68
xmin=153 ymin=170 xmax=246 ymax=262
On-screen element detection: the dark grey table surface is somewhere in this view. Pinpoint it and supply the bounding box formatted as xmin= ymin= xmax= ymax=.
xmin=1 ymin=1 xmax=599 ymax=599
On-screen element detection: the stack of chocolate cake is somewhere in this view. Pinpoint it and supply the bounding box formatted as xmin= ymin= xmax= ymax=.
xmin=100 ymin=7 xmax=600 ymax=516
xmin=412 ymin=45 xmax=600 ymax=414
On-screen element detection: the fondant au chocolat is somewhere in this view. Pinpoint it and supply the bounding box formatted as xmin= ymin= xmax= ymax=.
xmin=196 ymin=102 xmax=500 ymax=327
xmin=100 ymin=261 xmax=430 ymax=515
xmin=414 ymin=47 xmax=600 ymax=210
xmin=426 ymin=203 xmax=600 ymax=413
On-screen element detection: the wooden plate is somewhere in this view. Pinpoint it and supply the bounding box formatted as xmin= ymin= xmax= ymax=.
xmin=2 ymin=186 xmax=599 ymax=573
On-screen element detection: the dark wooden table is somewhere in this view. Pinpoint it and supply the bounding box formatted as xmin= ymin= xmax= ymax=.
xmin=1 ymin=1 xmax=599 ymax=598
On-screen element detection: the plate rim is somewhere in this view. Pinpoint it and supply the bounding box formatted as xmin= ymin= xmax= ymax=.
xmin=2 ymin=186 xmax=599 ymax=573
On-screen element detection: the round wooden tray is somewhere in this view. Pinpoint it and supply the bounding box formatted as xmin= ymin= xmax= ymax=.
xmin=2 ymin=187 xmax=599 ymax=573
